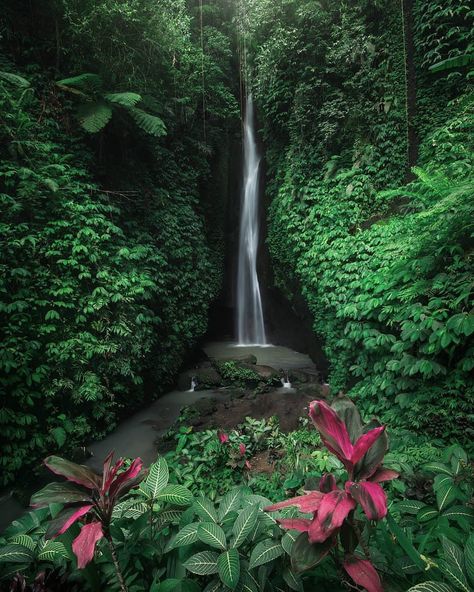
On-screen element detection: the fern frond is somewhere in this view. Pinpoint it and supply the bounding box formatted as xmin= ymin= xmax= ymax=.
xmin=57 ymin=73 xmax=102 ymax=92
xmin=105 ymin=92 xmax=142 ymax=107
xmin=0 ymin=71 xmax=30 ymax=88
xmin=77 ymin=101 xmax=113 ymax=133
xmin=129 ymin=107 xmax=166 ymax=137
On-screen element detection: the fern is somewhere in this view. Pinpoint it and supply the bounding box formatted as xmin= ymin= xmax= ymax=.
xmin=105 ymin=92 xmax=142 ymax=107
xmin=129 ymin=107 xmax=167 ymax=137
xmin=77 ymin=101 xmax=113 ymax=133
xmin=57 ymin=73 xmax=102 ymax=91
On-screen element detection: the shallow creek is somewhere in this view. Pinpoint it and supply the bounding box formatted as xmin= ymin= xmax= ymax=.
xmin=0 ymin=341 xmax=317 ymax=532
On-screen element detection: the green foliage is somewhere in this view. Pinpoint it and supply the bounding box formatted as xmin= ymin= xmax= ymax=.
xmin=247 ymin=0 xmax=474 ymax=445
xmin=0 ymin=0 xmax=239 ymax=485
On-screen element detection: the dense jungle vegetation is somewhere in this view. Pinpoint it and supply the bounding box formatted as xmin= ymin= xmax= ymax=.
xmin=0 ymin=0 xmax=473 ymax=591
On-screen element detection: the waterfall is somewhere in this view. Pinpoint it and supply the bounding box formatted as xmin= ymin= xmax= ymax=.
xmin=236 ymin=94 xmax=267 ymax=345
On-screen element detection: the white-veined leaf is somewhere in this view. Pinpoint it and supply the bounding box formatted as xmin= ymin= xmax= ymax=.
xmin=183 ymin=551 xmax=219 ymax=575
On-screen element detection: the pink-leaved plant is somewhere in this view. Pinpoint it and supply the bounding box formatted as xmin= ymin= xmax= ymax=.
xmin=31 ymin=452 xmax=146 ymax=591
xmin=265 ymin=398 xmax=398 ymax=592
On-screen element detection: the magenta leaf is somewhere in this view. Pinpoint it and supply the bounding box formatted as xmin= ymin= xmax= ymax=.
xmin=309 ymin=401 xmax=353 ymax=464
xmin=102 ymin=457 xmax=125 ymax=495
xmin=72 ymin=521 xmax=104 ymax=569
xmin=44 ymin=456 xmax=101 ymax=490
xmin=369 ymin=468 xmax=399 ymax=483
xmin=49 ymin=505 xmax=93 ymax=538
xmin=319 ymin=473 xmax=337 ymax=493
xmin=347 ymin=481 xmax=387 ymax=520
xmin=265 ymin=491 xmax=324 ymax=513
xmin=277 ymin=518 xmax=312 ymax=532
xmin=318 ymin=490 xmax=356 ymax=530
xmin=30 ymin=482 xmax=92 ymax=508
xmin=109 ymin=457 xmax=144 ymax=499
xmin=351 ymin=426 xmax=385 ymax=466
xmin=291 ymin=533 xmax=335 ymax=573
xmin=343 ymin=556 xmax=383 ymax=592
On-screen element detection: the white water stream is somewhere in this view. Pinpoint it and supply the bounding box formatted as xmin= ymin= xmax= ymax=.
xmin=236 ymin=94 xmax=267 ymax=345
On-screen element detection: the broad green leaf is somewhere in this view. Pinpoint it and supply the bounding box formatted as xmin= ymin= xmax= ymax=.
xmin=423 ymin=462 xmax=453 ymax=476
xmin=385 ymin=514 xmax=426 ymax=571
xmin=166 ymin=523 xmax=200 ymax=551
xmin=0 ymin=544 xmax=34 ymax=563
xmin=0 ymin=71 xmax=30 ymax=87
xmin=283 ymin=567 xmax=303 ymax=592
xmin=144 ymin=457 xmax=169 ymax=498
xmin=8 ymin=535 xmax=35 ymax=551
xmin=37 ymin=540 xmax=68 ymax=562
xmin=439 ymin=537 xmax=469 ymax=591
xmin=202 ymin=579 xmax=221 ymax=592
xmin=281 ymin=530 xmax=299 ymax=555
xmin=394 ymin=500 xmax=427 ymax=515
xmin=465 ymin=534 xmax=474 ymax=586
xmin=198 ymin=522 xmax=227 ymax=550
xmin=232 ymin=505 xmax=259 ymax=548
xmin=218 ymin=488 xmax=242 ymax=522
xmin=249 ymin=539 xmax=283 ymax=569
xmin=193 ymin=497 xmax=218 ymax=523
xmin=407 ymin=583 xmax=454 ymax=592
xmin=417 ymin=507 xmax=438 ymax=523
xmin=434 ymin=476 xmax=461 ymax=511
xmin=217 ymin=548 xmax=240 ymax=589
xmin=183 ymin=551 xmax=219 ymax=575
xmin=239 ymin=571 xmax=259 ymax=592
xmin=156 ymin=485 xmax=193 ymax=507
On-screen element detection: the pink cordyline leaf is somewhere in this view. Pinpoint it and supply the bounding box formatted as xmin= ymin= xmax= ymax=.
xmin=239 ymin=443 xmax=246 ymax=456
xmin=218 ymin=432 xmax=229 ymax=444
xmin=351 ymin=427 xmax=386 ymax=465
xmin=109 ymin=458 xmax=144 ymax=499
xmin=245 ymin=460 xmax=251 ymax=469
xmin=102 ymin=457 xmax=125 ymax=495
xmin=369 ymin=468 xmax=399 ymax=483
xmin=309 ymin=401 xmax=353 ymax=464
xmin=44 ymin=456 xmax=101 ymax=490
xmin=277 ymin=518 xmax=312 ymax=532
xmin=319 ymin=473 xmax=337 ymax=493
xmin=317 ymin=490 xmax=356 ymax=533
xmin=347 ymin=481 xmax=387 ymax=520
xmin=343 ymin=556 xmax=383 ymax=592
xmin=54 ymin=505 xmax=93 ymax=538
xmin=72 ymin=521 xmax=104 ymax=569
xmin=265 ymin=491 xmax=324 ymax=513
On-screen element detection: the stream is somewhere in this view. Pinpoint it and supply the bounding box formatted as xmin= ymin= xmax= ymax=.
xmin=0 ymin=341 xmax=318 ymax=532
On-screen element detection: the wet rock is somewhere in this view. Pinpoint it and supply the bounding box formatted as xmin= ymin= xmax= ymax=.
xmin=240 ymin=354 xmax=257 ymax=365
xmin=295 ymin=383 xmax=327 ymax=398
xmin=177 ymin=367 xmax=223 ymax=391
xmin=288 ymin=368 xmax=320 ymax=384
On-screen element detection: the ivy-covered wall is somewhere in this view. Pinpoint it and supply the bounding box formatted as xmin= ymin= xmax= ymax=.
xmin=0 ymin=0 xmax=239 ymax=485
xmin=248 ymin=0 xmax=473 ymax=442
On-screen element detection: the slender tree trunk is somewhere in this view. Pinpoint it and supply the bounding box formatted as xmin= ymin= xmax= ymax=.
xmin=401 ymin=0 xmax=418 ymax=178
xmin=107 ymin=537 xmax=129 ymax=592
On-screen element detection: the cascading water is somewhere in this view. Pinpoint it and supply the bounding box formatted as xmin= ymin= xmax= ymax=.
xmin=236 ymin=94 xmax=267 ymax=345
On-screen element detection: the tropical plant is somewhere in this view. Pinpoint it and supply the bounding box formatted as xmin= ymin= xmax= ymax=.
xmin=56 ymin=73 xmax=167 ymax=135
xmin=264 ymin=397 xmax=398 ymax=592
